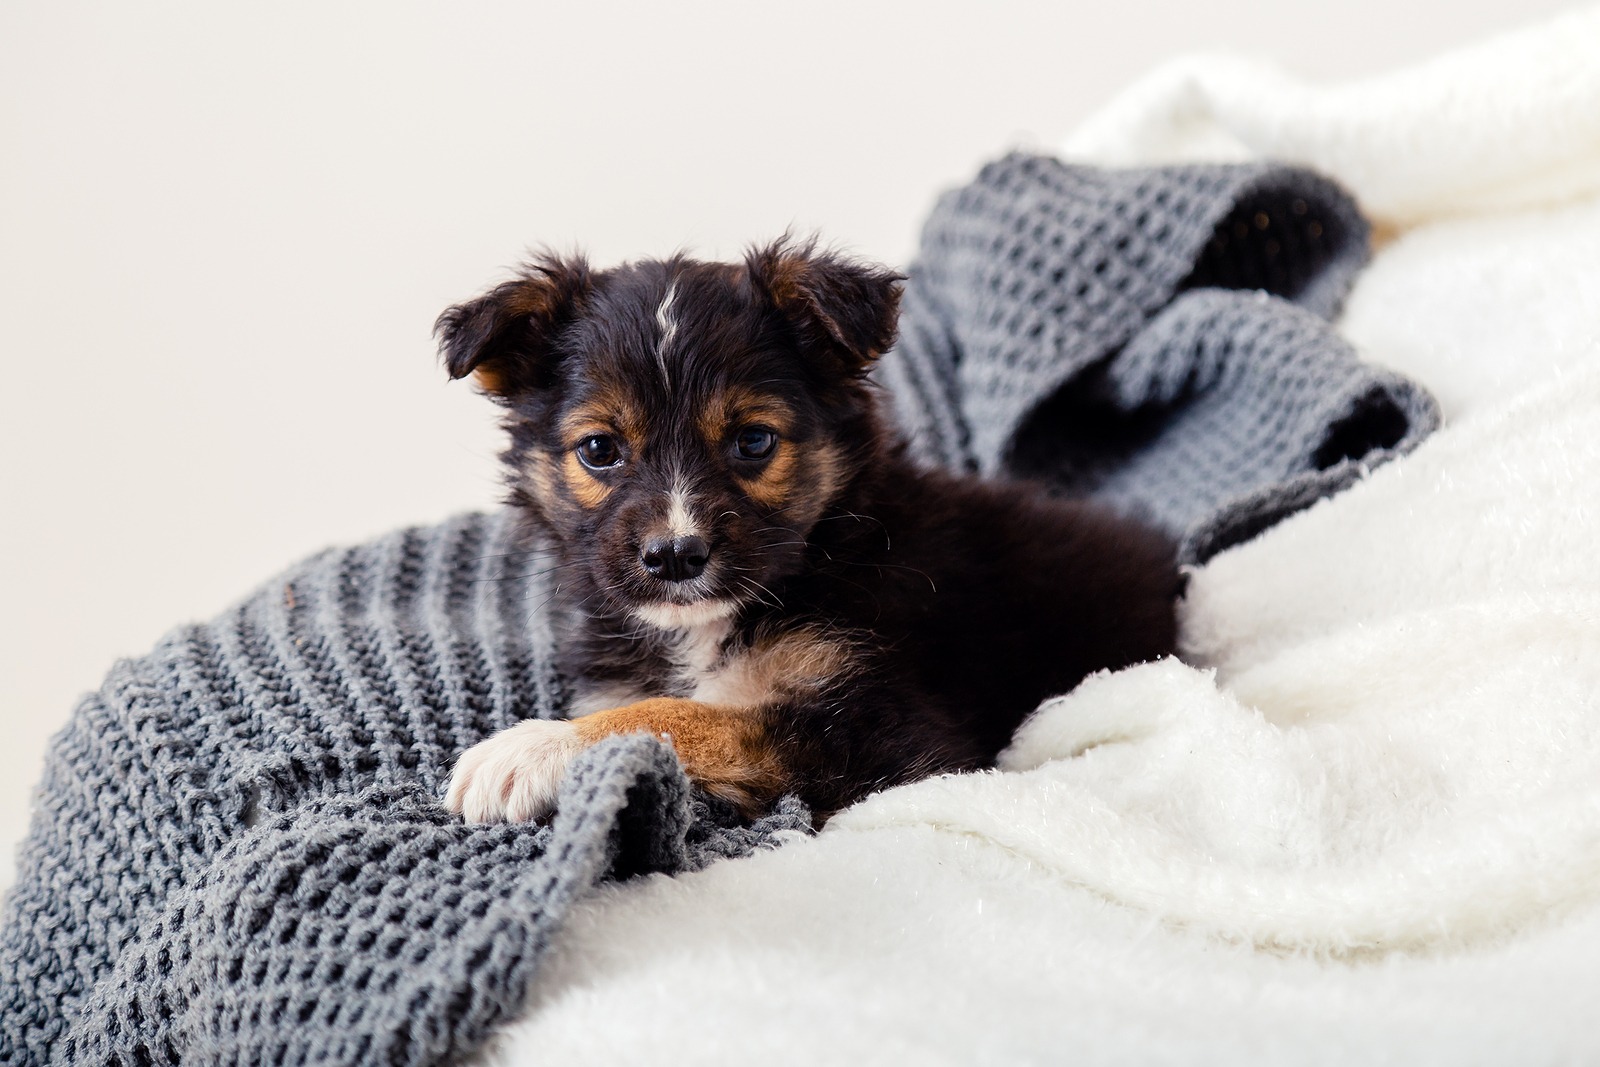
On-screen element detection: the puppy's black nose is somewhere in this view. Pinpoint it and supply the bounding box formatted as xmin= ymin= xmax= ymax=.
xmin=640 ymin=535 xmax=710 ymax=582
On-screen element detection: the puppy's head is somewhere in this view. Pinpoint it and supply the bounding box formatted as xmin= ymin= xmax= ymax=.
xmin=437 ymin=237 xmax=902 ymax=629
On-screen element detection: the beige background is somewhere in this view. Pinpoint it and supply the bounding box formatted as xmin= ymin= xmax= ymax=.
xmin=0 ymin=0 xmax=1579 ymax=889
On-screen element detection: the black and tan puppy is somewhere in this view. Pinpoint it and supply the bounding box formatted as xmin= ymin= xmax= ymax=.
xmin=439 ymin=238 xmax=1178 ymax=824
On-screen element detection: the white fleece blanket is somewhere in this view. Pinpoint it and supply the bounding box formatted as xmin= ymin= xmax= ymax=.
xmin=485 ymin=11 xmax=1600 ymax=1063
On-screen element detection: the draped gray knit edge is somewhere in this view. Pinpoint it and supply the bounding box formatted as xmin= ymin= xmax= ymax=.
xmin=0 ymin=510 xmax=810 ymax=1066
xmin=874 ymin=153 xmax=1440 ymax=562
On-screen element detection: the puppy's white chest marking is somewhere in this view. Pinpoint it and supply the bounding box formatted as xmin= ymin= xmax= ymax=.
xmin=665 ymin=616 xmax=734 ymax=690
xmin=568 ymin=613 xmax=734 ymax=715
xmin=573 ymin=620 xmax=854 ymax=715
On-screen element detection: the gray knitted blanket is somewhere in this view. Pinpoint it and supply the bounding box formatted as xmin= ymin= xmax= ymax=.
xmin=2 ymin=157 xmax=1439 ymax=1065
xmin=0 ymin=511 xmax=810 ymax=1065
xmin=877 ymin=153 xmax=1439 ymax=561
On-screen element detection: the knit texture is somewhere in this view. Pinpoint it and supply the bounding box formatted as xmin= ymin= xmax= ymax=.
xmin=875 ymin=153 xmax=1440 ymax=561
xmin=0 ymin=510 xmax=810 ymax=1065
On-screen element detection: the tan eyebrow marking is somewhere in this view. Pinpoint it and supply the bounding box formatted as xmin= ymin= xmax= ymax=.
xmin=557 ymin=381 xmax=647 ymax=446
xmin=552 ymin=381 xmax=647 ymax=511
xmin=695 ymin=385 xmax=796 ymax=450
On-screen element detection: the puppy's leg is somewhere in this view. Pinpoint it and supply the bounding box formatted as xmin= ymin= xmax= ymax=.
xmin=444 ymin=698 xmax=784 ymax=823
xmin=572 ymin=698 xmax=786 ymax=813
xmin=444 ymin=717 xmax=587 ymax=824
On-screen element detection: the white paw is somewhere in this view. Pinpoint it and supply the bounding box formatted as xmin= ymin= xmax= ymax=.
xmin=444 ymin=719 xmax=586 ymax=823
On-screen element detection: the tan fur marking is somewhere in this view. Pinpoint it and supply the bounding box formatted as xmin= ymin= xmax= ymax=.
xmin=695 ymin=386 xmax=795 ymax=449
xmin=552 ymin=385 xmax=647 ymax=511
xmin=471 ymin=366 xmax=506 ymax=394
xmin=742 ymin=441 xmax=798 ymax=508
xmin=749 ymin=440 xmax=844 ymax=526
xmin=695 ymin=404 xmax=724 ymax=448
xmin=693 ymin=626 xmax=854 ymax=708
xmin=561 ymin=452 xmax=612 ymax=510
xmin=571 ymin=697 xmax=784 ymax=814
xmin=690 ymin=385 xmax=808 ymax=511
xmin=524 ymin=452 xmax=559 ymax=506
xmin=558 ymin=387 xmax=646 ymax=445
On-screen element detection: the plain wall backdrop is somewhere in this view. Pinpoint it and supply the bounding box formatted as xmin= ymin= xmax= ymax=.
xmin=0 ymin=0 xmax=1579 ymax=888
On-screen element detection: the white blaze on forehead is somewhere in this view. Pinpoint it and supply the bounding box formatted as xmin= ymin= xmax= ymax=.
xmin=654 ymin=281 xmax=679 ymax=388
xmin=666 ymin=478 xmax=699 ymax=538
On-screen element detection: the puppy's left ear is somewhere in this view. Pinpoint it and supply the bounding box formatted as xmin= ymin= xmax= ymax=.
xmin=434 ymin=253 xmax=594 ymax=398
xmin=747 ymin=237 xmax=904 ymax=376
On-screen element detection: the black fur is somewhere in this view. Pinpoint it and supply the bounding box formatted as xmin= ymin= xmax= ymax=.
xmin=438 ymin=237 xmax=1179 ymax=818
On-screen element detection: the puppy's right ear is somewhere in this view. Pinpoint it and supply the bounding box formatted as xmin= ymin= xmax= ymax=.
xmin=434 ymin=253 xmax=593 ymax=397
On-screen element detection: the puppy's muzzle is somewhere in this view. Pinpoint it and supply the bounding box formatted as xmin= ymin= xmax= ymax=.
xmin=641 ymin=535 xmax=710 ymax=582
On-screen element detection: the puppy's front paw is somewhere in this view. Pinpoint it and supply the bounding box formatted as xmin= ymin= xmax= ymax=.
xmin=444 ymin=719 xmax=586 ymax=823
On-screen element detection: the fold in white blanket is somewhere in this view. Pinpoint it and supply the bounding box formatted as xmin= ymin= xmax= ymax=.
xmin=899 ymin=365 xmax=1600 ymax=955
xmin=487 ymin=10 xmax=1600 ymax=1063
xmin=1061 ymin=6 xmax=1600 ymax=228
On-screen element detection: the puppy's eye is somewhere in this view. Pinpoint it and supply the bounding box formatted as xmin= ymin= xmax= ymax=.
xmin=734 ymin=427 xmax=778 ymax=461
xmin=576 ymin=434 xmax=623 ymax=470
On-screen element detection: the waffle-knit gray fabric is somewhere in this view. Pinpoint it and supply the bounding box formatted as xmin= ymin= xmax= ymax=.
xmin=876 ymin=153 xmax=1440 ymax=561
xmin=0 ymin=510 xmax=809 ymax=1066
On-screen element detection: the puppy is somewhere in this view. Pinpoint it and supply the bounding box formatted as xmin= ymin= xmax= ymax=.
xmin=438 ymin=237 xmax=1178 ymax=824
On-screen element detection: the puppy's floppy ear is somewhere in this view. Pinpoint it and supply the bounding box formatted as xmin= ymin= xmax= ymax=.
xmin=434 ymin=252 xmax=593 ymax=397
xmin=746 ymin=236 xmax=904 ymax=376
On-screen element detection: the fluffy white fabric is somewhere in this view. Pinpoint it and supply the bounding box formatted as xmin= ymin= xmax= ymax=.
xmin=485 ymin=11 xmax=1600 ymax=1063
xmin=1060 ymin=6 xmax=1600 ymax=228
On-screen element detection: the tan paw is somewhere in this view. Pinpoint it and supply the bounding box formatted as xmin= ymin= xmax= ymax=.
xmin=444 ymin=719 xmax=586 ymax=823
